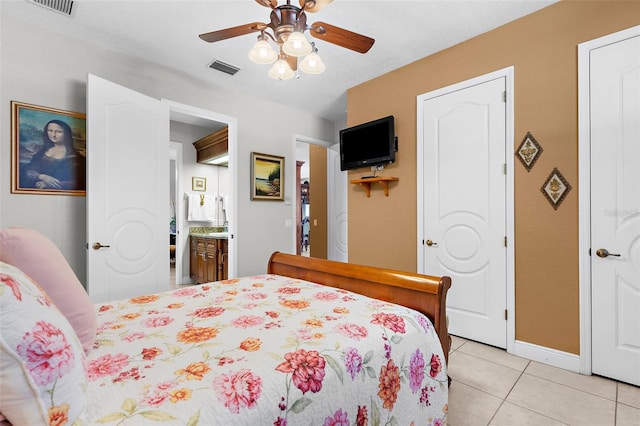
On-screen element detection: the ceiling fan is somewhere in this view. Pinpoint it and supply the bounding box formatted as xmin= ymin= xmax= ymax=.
xmin=199 ymin=0 xmax=375 ymax=79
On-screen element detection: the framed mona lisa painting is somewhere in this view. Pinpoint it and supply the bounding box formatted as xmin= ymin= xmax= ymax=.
xmin=11 ymin=101 xmax=87 ymax=196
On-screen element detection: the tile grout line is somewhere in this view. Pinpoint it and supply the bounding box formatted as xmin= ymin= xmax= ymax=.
xmin=457 ymin=342 xmax=630 ymax=404
xmin=484 ymin=359 xmax=532 ymax=425
xmin=455 ymin=350 xmax=528 ymax=373
xmin=614 ymin=382 xmax=618 ymax=425
xmin=447 ymin=339 xmax=639 ymax=425
xmin=493 ymin=359 xmax=574 ymax=425
xmin=523 ymin=370 xmax=621 ymax=403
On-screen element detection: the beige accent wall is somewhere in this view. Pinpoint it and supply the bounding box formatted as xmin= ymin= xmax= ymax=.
xmin=346 ymin=1 xmax=640 ymax=354
xmin=309 ymin=144 xmax=328 ymax=259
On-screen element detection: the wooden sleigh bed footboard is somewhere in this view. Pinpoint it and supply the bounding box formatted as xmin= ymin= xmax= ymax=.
xmin=267 ymin=252 xmax=452 ymax=364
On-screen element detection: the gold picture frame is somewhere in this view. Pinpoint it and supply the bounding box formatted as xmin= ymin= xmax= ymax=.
xmin=192 ymin=176 xmax=207 ymax=192
xmin=11 ymin=101 xmax=86 ymax=196
xmin=250 ymin=152 xmax=284 ymax=201
xmin=541 ymin=167 xmax=572 ymax=210
xmin=516 ymin=131 xmax=543 ymax=172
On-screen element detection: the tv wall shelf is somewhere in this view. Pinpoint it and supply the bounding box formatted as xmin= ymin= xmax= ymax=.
xmin=350 ymin=177 xmax=399 ymax=197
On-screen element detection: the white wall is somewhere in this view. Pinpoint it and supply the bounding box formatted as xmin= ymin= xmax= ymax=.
xmin=0 ymin=13 xmax=335 ymax=282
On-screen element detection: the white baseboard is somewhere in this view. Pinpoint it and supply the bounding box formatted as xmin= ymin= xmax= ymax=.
xmin=513 ymin=340 xmax=581 ymax=373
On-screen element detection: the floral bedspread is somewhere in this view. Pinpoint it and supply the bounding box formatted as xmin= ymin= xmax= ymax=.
xmin=85 ymin=274 xmax=448 ymax=425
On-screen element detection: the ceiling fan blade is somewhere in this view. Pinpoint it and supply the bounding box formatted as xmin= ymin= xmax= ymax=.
xmin=309 ymin=21 xmax=375 ymax=53
xmin=299 ymin=0 xmax=333 ymax=13
xmin=199 ymin=22 xmax=267 ymax=43
xmin=256 ymin=0 xmax=277 ymax=8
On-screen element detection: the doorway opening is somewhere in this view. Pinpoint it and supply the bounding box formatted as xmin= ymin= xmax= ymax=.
xmin=86 ymin=76 xmax=237 ymax=302
xmin=296 ymin=142 xmax=310 ymax=256
xmin=169 ymin=142 xmax=182 ymax=287
xmin=301 ymin=181 xmax=310 ymax=256
xmin=166 ymin=100 xmax=238 ymax=284
xmin=294 ymin=136 xmax=332 ymax=259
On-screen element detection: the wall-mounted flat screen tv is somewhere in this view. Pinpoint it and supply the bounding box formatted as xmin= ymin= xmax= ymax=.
xmin=339 ymin=115 xmax=396 ymax=171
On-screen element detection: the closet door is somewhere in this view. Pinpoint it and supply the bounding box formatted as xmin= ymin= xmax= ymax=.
xmin=588 ymin=31 xmax=640 ymax=386
xmin=419 ymin=74 xmax=509 ymax=348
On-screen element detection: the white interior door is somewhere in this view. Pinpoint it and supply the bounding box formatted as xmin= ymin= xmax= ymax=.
xmin=87 ymin=74 xmax=169 ymax=303
xmin=590 ymin=33 xmax=640 ymax=386
xmin=328 ymin=144 xmax=348 ymax=262
xmin=420 ymin=75 xmax=508 ymax=348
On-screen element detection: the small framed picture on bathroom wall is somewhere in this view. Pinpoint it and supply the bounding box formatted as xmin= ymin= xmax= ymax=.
xmin=192 ymin=176 xmax=206 ymax=192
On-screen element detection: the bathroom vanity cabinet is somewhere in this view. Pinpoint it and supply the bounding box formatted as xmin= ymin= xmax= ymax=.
xmin=190 ymin=235 xmax=228 ymax=284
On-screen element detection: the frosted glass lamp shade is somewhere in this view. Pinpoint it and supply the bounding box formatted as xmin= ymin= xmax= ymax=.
xmin=299 ymin=52 xmax=326 ymax=74
xmin=282 ymin=31 xmax=312 ymax=57
xmin=249 ymin=39 xmax=277 ymax=64
xmin=268 ymin=58 xmax=295 ymax=80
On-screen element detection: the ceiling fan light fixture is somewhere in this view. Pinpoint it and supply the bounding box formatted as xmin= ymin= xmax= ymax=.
xmin=249 ymin=38 xmax=277 ymax=64
xmin=200 ymin=0 xmax=375 ymax=82
xmin=268 ymin=58 xmax=295 ymax=80
xmin=282 ymin=31 xmax=312 ymax=57
xmin=299 ymin=51 xmax=325 ymax=74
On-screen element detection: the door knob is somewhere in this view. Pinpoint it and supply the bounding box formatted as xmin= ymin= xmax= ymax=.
xmin=596 ymin=248 xmax=620 ymax=258
xmin=425 ymin=239 xmax=438 ymax=247
xmin=92 ymin=242 xmax=111 ymax=250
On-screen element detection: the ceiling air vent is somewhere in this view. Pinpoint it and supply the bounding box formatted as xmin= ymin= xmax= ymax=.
xmin=30 ymin=0 xmax=74 ymax=16
xmin=209 ymin=60 xmax=240 ymax=76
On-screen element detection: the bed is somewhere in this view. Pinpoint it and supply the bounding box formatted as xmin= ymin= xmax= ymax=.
xmin=0 ymin=227 xmax=451 ymax=426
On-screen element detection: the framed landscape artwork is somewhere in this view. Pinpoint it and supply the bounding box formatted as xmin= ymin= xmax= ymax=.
xmin=251 ymin=152 xmax=284 ymax=201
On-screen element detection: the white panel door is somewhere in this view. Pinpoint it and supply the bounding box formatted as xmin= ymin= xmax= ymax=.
xmin=590 ymin=34 xmax=640 ymax=386
xmin=328 ymin=144 xmax=348 ymax=262
xmin=421 ymin=77 xmax=507 ymax=348
xmin=87 ymin=74 xmax=169 ymax=303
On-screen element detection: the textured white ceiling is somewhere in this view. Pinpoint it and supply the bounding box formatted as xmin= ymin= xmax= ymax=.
xmin=1 ymin=0 xmax=557 ymax=123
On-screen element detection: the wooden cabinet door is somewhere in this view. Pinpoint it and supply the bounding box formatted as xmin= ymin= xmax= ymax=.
xmin=205 ymin=239 xmax=218 ymax=283
xmin=190 ymin=237 xmax=228 ymax=284
xmin=196 ymin=238 xmax=206 ymax=284
xmin=190 ymin=237 xmax=197 ymax=280
xmin=219 ymin=239 xmax=228 ymax=280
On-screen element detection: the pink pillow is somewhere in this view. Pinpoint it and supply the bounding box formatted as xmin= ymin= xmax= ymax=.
xmin=0 ymin=261 xmax=87 ymax=424
xmin=0 ymin=227 xmax=96 ymax=353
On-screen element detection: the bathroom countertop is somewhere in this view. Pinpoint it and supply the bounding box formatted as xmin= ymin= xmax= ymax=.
xmin=189 ymin=226 xmax=228 ymax=238
xmin=190 ymin=232 xmax=228 ymax=239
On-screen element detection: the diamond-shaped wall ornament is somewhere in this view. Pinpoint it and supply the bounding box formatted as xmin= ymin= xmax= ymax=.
xmin=516 ymin=132 xmax=543 ymax=172
xmin=541 ymin=167 xmax=572 ymax=210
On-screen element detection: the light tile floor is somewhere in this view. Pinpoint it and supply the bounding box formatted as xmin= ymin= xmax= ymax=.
xmin=447 ymin=335 xmax=640 ymax=426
